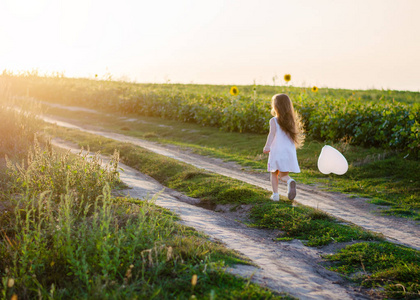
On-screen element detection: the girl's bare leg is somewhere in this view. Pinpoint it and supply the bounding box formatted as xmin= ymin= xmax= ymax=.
xmin=279 ymin=171 xmax=291 ymax=183
xmin=271 ymin=171 xmax=279 ymax=193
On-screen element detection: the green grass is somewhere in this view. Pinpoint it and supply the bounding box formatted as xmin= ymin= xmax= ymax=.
xmin=249 ymin=202 xmax=381 ymax=247
xmin=0 ymin=96 xmax=293 ymax=299
xmin=45 ymin=124 xmax=385 ymax=248
xmin=46 ymin=125 xmax=272 ymax=206
xmin=42 ymin=124 xmax=420 ymax=298
xmin=43 ymin=105 xmax=420 ymax=220
xmin=1 ymin=185 xmax=288 ymax=299
xmin=324 ymin=242 xmax=420 ymax=298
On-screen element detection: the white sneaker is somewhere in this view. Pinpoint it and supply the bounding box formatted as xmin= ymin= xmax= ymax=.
xmin=270 ymin=193 xmax=279 ymax=201
xmin=287 ymin=179 xmax=296 ymax=200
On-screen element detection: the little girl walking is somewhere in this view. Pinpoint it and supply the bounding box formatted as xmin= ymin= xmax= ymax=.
xmin=263 ymin=94 xmax=304 ymax=201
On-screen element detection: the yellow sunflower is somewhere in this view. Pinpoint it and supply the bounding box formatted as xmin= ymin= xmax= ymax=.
xmin=312 ymin=86 xmax=319 ymax=92
xmin=284 ymin=74 xmax=291 ymax=82
xmin=230 ymin=86 xmax=239 ymax=96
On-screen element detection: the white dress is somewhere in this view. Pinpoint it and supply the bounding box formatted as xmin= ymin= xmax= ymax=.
xmin=264 ymin=117 xmax=300 ymax=173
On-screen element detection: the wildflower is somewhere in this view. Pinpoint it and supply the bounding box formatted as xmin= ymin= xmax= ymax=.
xmin=191 ymin=274 xmax=198 ymax=286
xmin=11 ymin=295 xmax=18 ymax=300
xmin=167 ymin=246 xmax=173 ymax=261
xmin=125 ymin=267 xmax=132 ymax=280
xmin=312 ymin=86 xmax=319 ymax=92
xmin=284 ymin=74 xmax=291 ymax=82
xmin=7 ymin=278 xmax=14 ymax=288
xmin=230 ymin=86 xmax=239 ymax=96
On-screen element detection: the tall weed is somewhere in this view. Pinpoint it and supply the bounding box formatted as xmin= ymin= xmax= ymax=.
xmin=5 ymin=139 xmax=120 ymax=202
xmin=1 ymin=172 xmax=281 ymax=299
xmin=0 ymin=91 xmax=40 ymax=159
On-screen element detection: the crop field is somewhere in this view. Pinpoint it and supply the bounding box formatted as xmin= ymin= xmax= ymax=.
xmin=3 ymin=72 xmax=419 ymax=156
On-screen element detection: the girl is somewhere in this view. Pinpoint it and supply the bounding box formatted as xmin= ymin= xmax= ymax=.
xmin=263 ymin=94 xmax=304 ymax=201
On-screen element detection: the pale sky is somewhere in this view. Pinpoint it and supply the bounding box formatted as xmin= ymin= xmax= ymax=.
xmin=1 ymin=0 xmax=419 ymax=91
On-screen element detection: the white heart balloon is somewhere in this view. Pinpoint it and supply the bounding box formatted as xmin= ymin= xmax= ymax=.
xmin=317 ymin=145 xmax=348 ymax=175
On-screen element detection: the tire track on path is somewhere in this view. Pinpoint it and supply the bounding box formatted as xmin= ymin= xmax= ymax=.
xmin=41 ymin=113 xmax=420 ymax=251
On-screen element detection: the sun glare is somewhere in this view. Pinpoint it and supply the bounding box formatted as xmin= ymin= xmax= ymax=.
xmin=0 ymin=0 xmax=419 ymax=90
xmin=0 ymin=0 xmax=101 ymax=75
xmin=4 ymin=0 xmax=49 ymax=18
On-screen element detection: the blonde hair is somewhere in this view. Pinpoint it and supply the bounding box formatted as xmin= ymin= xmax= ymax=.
xmin=271 ymin=94 xmax=305 ymax=148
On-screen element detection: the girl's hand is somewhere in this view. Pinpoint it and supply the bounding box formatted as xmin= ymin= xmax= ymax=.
xmin=263 ymin=148 xmax=270 ymax=154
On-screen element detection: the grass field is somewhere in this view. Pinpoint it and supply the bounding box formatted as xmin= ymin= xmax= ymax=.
xmin=1 ymin=74 xmax=420 ymax=298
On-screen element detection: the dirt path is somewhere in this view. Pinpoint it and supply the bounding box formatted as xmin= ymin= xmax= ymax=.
xmin=41 ymin=111 xmax=420 ymax=251
xmin=51 ymin=138 xmax=370 ymax=300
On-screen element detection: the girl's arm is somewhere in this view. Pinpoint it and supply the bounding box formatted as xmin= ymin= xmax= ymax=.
xmin=263 ymin=118 xmax=276 ymax=153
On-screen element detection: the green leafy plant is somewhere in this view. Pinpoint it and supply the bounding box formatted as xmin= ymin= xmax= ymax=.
xmin=324 ymin=242 xmax=420 ymax=298
xmin=3 ymin=74 xmax=419 ymax=156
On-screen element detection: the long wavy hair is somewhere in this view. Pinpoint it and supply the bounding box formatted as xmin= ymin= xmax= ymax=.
xmin=271 ymin=94 xmax=305 ymax=148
